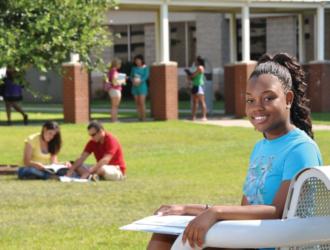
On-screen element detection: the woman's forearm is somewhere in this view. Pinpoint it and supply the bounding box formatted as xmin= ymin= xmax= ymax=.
xmin=25 ymin=161 xmax=45 ymax=170
xmin=211 ymin=204 xmax=279 ymax=220
xmin=184 ymin=204 xmax=210 ymax=215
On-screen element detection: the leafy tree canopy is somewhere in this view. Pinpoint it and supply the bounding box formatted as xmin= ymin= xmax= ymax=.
xmin=0 ymin=0 xmax=116 ymax=80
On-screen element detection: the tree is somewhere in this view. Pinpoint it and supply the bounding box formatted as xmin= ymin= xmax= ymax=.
xmin=0 ymin=0 xmax=116 ymax=80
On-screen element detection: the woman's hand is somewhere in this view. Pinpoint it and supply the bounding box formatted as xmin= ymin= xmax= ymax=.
xmin=182 ymin=208 xmax=218 ymax=248
xmin=66 ymin=169 xmax=74 ymax=177
xmin=155 ymin=205 xmax=186 ymax=216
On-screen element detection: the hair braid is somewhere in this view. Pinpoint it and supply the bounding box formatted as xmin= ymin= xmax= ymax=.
xmin=272 ymin=54 xmax=313 ymax=139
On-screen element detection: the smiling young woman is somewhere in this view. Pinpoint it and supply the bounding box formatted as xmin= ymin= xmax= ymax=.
xmin=146 ymin=53 xmax=323 ymax=250
xmin=245 ymin=72 xmax=295 ymax=140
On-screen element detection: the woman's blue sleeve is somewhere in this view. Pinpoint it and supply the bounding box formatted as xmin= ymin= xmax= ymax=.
xmin=282 ymin=143 xmax=323 ymax=181
xmin=141 ymin=67 xmax=150 ymax=82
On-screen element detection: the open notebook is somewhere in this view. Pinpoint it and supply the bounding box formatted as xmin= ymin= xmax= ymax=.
xmin=120 ymin=215 xmax=195 ymax=235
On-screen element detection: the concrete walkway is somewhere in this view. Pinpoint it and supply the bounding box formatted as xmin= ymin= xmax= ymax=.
xmin=1 ymin=105 xmax=329 ymax=130
xmin=193 ymin=118 xmax=330 ymax=131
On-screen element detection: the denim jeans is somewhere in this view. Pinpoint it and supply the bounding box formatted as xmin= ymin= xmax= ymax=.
xmin=17 ymin=167 xmax=51 ymax=180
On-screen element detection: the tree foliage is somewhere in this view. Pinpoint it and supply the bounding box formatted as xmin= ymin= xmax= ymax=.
xmin=0 ymin=0 xmax=116 ymax=79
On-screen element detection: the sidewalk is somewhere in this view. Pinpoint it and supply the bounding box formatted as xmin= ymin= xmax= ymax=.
xmin=0 ymin=106 xmax=224 ymax=115
xmin=1 ymin=105 xmax=329 ymax=130
xmin=193 ymin=118 xmax=330 ymax=131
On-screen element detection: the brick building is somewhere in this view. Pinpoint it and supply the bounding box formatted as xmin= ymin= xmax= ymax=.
xmin=24 ymin=0 xmax=330 ymax=116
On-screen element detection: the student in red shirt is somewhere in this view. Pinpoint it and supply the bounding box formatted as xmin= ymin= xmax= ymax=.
xmin=67 ymin=120 xmax=126 ymax=181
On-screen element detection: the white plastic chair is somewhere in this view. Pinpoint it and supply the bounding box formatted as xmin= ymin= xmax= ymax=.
xmin=172 ymin=167 xmax=330 ymax=250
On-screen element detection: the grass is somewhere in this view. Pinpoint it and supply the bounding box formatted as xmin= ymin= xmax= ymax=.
xmin=0 ymin=110 xmax=330 ymax=249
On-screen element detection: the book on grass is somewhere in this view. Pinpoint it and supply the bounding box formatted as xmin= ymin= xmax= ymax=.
xmin=120 ymin=215 xmax=195 ymax=235
xmin=59 ymin=176 xmax=89 ymax=183
xmin=44 ymin=164 xmax=68 ymax=175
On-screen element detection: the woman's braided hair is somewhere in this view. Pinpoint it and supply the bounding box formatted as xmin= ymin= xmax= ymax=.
xmin=249 ymin=53 xmax=313 ymax=139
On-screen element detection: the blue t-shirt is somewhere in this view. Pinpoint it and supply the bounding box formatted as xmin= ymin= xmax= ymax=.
xmin=130 ymin=66 xmax=149 ymax=86
xmin=243 ymin=128 xmax=323 ymax=205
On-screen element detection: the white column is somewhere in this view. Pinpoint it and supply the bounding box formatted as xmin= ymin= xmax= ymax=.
xmin=160 ymin=2 xmax=170 ymax=62
xmin=127 ymin=25 xmax=131 ymax=61
xmin=316 ymin=5 xmax=325 ymax=61
xmin=241 ymin=5 xmax=250 ymax=62
xmin=185 ymin=22 xmax=189 ymax=67
xmin=229 ymin=13 xmax=237 ymax=63
xmin=298 ymin=14 xmax=305 ymax=63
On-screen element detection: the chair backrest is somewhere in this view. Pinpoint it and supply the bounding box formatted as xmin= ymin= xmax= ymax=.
xmin=282 ymin=166 xmax=330 ymax=250
xmin=171 ymin=167 xmax=330 ymax=250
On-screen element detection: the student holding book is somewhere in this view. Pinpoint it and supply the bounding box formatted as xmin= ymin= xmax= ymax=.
xmin=186 ymin=56 xmax=207 ymax=121
xmin=104 ymin=58 xmax=126 ymax=122
xmin=130 ymin=54 xmax=149 ymax=121
xmin=18 ymin=121 xmax=65 ymax=180
xmin=147 ymin=53 xmax=323 ymax=250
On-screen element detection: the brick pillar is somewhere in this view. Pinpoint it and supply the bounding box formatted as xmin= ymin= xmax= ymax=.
xmin=305 ymin=62 xmax=330 ymax=112
xmin=149 ymin=62 xmax=178 ymax=120
xmin=62 ymin=63 xmax=90 ymax=123
xmin=224 ymin=62 xmax=257 ymax=117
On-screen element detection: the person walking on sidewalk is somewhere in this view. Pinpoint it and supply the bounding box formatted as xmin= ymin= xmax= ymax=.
xmin=189 ymin=56 xmax=207 ymax=121
xmin=2 ymin=68 xmax=28 ymax=125
xmin=104 ymin=58 xmax=126 ymax=122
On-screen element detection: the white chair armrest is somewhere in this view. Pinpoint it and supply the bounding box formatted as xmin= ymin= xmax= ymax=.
xmin=171 ymin=217 xmax=330 ymax=250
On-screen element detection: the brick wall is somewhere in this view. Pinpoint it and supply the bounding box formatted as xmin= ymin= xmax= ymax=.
xmin=62 ymin=64 xmax=90 ymax=123
xmin=150 ymin=63 xmax=178 ymax=120
xmin=266 ymin=16 xmax=297 ymax=57
xmin=305 ymin=62 xmax=330 ymax=112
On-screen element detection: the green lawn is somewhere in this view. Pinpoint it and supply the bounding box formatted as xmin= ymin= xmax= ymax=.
xmin=0 ymin=113 xmax=330 ymax=249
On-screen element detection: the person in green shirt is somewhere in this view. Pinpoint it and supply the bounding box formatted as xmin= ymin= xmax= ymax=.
xmin=190 ymin=56 xmax=207 ymax=121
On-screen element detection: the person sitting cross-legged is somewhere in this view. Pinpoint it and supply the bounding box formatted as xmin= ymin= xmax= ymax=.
xmin=18 ymin=121 xmax=63 ymax=180
xmin=66 ymin=120 xmax=126 ymax=181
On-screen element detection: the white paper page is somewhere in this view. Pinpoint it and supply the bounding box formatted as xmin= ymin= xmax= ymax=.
xmin=59 ymin=176 xmax=89 ymax=183
xmin=120 ymin=215 xmax=195 ymax=235
xmin=44 ymin=164 xmax=68 ymax=172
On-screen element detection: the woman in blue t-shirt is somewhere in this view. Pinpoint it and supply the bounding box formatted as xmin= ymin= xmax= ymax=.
xmin=147 ymin=53 xmax=323 ymax=250
xmin=130 ymin=54 xmax=149 ymax=121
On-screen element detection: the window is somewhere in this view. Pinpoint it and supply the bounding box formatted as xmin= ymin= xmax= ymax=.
xmin=170 ymin=21 xmax=196 ymax=67
xmin=237 ymin=18 xmax=266 ymax=61
xmin=130 ymin=24 xmax=145 ymax=60
xmin=111 ymin=24 xmax=145 ymax=63
xmin=111 ymin=25 xmax=129 ymax=62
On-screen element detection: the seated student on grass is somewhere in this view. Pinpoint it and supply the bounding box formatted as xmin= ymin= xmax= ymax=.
xmin=18 ymin=121 xmax=63 ymax=180
xmin=147 ymin=53 xmax=323 ymax=250
xmin=66 ymin=120 xmax=126 ymax=181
